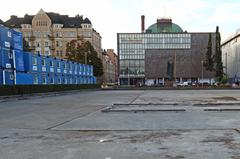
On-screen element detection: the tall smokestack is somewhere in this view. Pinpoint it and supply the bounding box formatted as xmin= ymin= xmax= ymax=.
xmin=141 ymin=15 xmax=145 ymax=33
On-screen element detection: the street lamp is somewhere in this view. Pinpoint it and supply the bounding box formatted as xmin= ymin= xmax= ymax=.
xmin=201 ymin=60 xmax=204 ymax=88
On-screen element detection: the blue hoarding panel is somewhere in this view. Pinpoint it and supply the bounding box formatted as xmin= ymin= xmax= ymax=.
xmin=82 ymin=64 xmax=86 ymax=76
xmin=48 ymin=73 xmax=55 ymax=84
xmin=69 ymin=61 xmax=73 ymax=75
xmin=62 ymin=60 xmax=68 ymax=74
xmin=55 ymin=59 xmax=62 ymax=74
xmin=40 ymin=56 xmax=49 ymax=73
xmin=93 ymin=76 xmax=96 ymax=84
xmin=16 ymin=72 xmax=33 ymax=85
xmin=0 ymin=48 xmax=13 ymax=69
xmin=12 ymin=29 xmax=23 ymax=50
xmin=79 ymin=76 xmax=83 ymax=84
xmin=78 ymin=64 xmax=82 ymax=76
xmin=69 ymin=75 xmax=73 ymax=84
xmin=86 ymin=65 xmax=90 ymax=76
xmin=0 ymin=25 xmax=12 ymax=49
xmin=13 ymin=50 xmax=24 ymax=71
xmin=48 ymin=57 xmax=55 ymax=74
xmin=55 ymin=74 xmax=62 ymax=84
xmin=40 ymin=73 xmax=48 ymax=85
xmin=73 ymin=63 xmax=78 ymax=76
xmin=0 ymin=69 xmax=14 ymax=85
xmin=62 ymin=75 xmax=69 ymax=84
xmin=23 ymin=52 xmax=41 ymax=72
xmin=31 ymin=73 xmax=40 ymax=85
xmin=76 ymin=76 xmax=80 ymax=84
xmin=90 ymin=65 xmax=93 ymax=76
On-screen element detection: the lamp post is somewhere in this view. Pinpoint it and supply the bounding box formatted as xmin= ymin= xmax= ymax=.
xmin=201 ymin=60 xmax=204 ymax=88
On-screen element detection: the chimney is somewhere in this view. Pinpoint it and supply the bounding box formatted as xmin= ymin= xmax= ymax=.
xmin=141 ymin=15 xmax=145 ymax=33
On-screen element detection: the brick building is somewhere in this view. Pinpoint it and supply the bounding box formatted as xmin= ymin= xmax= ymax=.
xmin=101 ymin=49 xmax=118 ymax=84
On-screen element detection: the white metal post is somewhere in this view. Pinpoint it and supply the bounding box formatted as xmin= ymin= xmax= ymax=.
xmin=3 ymin=70 xmax=6 ymax=85
xmin=201 ymin=60 xmax=203 ymax=88
xmin=12 ymin=50 xmax=17 ymax=85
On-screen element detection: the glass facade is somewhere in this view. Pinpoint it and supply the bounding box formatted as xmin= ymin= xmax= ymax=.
xmin=118 ymin=33 xmax=191 ymax=82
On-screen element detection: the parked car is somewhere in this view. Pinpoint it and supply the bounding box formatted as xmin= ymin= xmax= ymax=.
xmin=176 ymin=81 xmax=189 ymax=87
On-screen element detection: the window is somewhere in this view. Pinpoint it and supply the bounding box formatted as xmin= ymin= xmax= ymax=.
xmin=50 ymin=77 xmax=54 ymax=84
xmin=68 ymin=31 xmax=76 ymax=37
xmin=42 ymin=76 xmax=47 ymax=84
xmin=10 ymin=75 xmax=14 ymax=80
xmin=45 ymin=51 xmax=50 ymax=56
xmin=42 ymin=59 xmax=46 ymax=66
xmin=60 ymin=51 xmax=63 ymax=57
xmin=32 ymin=57 xmax=37 ymax=65
xmin=50 ymin=61 xmax=54 ymax=67
xmin=33 ymin=75 xmax=38 ymax=84
xmin=36 ymin=42 xmax=40 ymax=47
xmin=8 ymin=52 xmax=13 ymax=59
xmin=45 ymin=41 xmax=49 ymax=47
xmin=59 ymin=41 xmax=63 ymax=47
xmin=57 ymin=62 xmax=60 ymax=68
xmin=58 ymin=78 xmax=61 ymax=84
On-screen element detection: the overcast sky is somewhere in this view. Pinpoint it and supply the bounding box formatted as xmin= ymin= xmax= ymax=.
xmin=1 ymin=0 xmax=240 ymax=53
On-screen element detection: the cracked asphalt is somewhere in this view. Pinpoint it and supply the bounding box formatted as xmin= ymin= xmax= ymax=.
xmin=1 ymin=90 xmax=240 ymax=159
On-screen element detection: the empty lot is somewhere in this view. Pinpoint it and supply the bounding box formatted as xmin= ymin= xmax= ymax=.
xmin=1 ymin=90 xmax=240 ymax=159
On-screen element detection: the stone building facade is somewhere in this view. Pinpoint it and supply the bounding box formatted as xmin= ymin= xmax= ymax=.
xmin=101 ymin=49 xmax=118 ymax=84
xmin=4 ymin=9 xmax=102 ymax=59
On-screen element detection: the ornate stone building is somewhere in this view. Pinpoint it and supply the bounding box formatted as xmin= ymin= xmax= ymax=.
xmin=4 ymin=9 xmax=102 ymax=59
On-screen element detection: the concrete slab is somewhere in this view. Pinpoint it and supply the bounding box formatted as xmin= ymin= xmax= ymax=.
xmin=1 ymin=90 xmax=240 ymax=158
xmin=0 ymin=128 xmax=240 ymax=159
xmin=53 ymin=110 xmax=240 ymax=131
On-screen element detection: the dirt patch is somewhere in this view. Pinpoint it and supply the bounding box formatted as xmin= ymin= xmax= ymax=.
xmin=165 ymin=155 xmax=185 ymax=159
xmin=213 ymin=97 xmax=238 ymax=101
xmin=201 ymin=136 xmax=234 ymax=143
xmin=110 ymin=131 xmax=183 ymax=143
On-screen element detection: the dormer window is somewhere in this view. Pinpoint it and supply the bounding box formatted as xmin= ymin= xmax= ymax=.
xmin=53 ymin=24 xmax=63 ymax=28
xmin=81 ymin=24 xmax=92 ymax=29
xmin=21 ymin=24 xmax=32 ymax=29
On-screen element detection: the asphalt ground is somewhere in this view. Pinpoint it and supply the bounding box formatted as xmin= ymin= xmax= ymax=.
xmin=1 ymin=90 xmax=240 ymax=159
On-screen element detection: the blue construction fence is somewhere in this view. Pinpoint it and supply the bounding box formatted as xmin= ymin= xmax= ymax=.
xmin=0 ymin=25 xmax=97 ymax=85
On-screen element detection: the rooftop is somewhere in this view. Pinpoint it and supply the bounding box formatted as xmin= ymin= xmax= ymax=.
xmin=146 ymin=18 xmax=183 ymax=33
xmin=4 ymin=10 xmax=92 ymax=28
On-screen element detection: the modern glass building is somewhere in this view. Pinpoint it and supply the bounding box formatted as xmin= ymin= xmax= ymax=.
xmin=117 ymin=17 xmax=216 ymax=85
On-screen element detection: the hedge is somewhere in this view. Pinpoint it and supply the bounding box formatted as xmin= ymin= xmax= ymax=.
xmin=0 ymin=84 xmax=101 ymax=96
